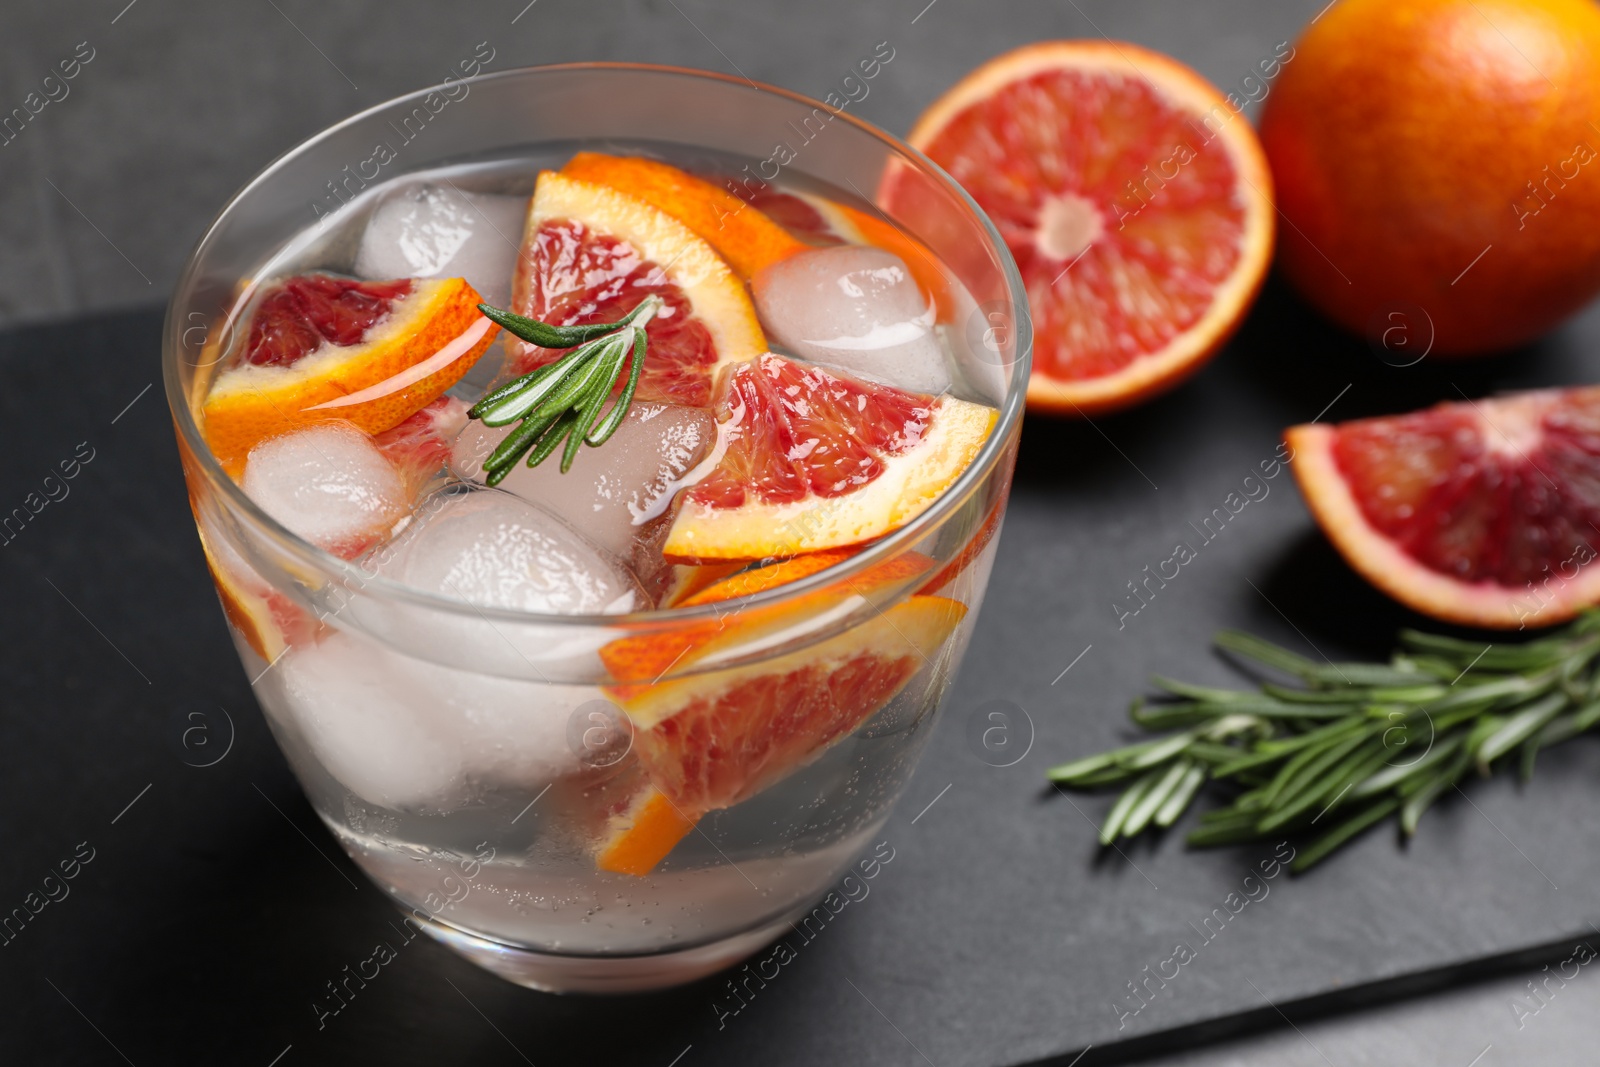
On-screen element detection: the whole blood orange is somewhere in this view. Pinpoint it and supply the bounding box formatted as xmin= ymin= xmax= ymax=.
xmin=1287 ymin=387 xmax=1600 ymax=629
xmin=895 ymin=41 xmax=1274 ymax=415
xmin=1261 ymin=0 xmax=1600 ymax=354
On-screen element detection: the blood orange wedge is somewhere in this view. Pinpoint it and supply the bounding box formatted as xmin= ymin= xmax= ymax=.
xmin=893 ymin=40 xmax=1274 ymax=415
xmin=509 ymin=171 xmax=765 ymax=408
xmin=1287 ymin=387 xmax=1600 ymax=629
xmin=560 ymin=152 xmax=808 ymax=279
xmin=196 ymin=517 xmax=320 ymax=663
xmin=595 ymin=592 xmax=966 ymax=875
xmin=663 ymin=354 xmax=996 ymax=561
xmin=658 ymin=562 xmax=746 ymax=609
xmin=371 ymin=395 xmax=468 ymax=500
xmin=199 ymin=397 xmax=468 ymax=661
xmin=732 ymin=187 xmax=845 ymax=246
xmin=201 ymin=274 xmax=497 ymax=473
xmin=600 ymin=548 xmax=930 ymax=697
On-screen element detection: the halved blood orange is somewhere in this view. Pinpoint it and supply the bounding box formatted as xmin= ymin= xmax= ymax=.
xmin=893 ymin=40 xmax=1274 ymax=415
xmin=201 ymin=274 xmax=497 ymax=473
xmin=595 ymin=585 xmax=966 ymax=876
xmin=663 ymin=354 xmax=996 ymax=561
xmin=509 ymin=172 xmax=766 ymax=408
xmin=560 ymin=152 xmax=808 ymax=279
xmin=1287 ymin=387 xmax=1600 ymax=629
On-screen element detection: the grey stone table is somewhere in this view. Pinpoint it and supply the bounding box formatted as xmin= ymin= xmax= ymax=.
xmin=3 ymin=1 xmax=1598 ymax=1064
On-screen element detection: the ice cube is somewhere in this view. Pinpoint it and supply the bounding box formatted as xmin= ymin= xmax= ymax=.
xmin=452 ymin=402 xmax=716 ymax=557
xmin=242 ymin=422 xmax=407 ymax=557
xmin=276 ymin=631 xmax=465 ymax=809
xmin=354 ymin=183 xmax=525 ymax=308
xmin=272 ymin=630 xmax=591 ymax=809
xmin=381 ymin=488 xmax=639 ymax=615
xmin=753 ymin=245 xmax=953 ymax=394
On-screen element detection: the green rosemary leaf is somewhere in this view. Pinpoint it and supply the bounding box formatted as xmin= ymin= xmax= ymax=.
xmin=585 ymin=326 xmax=646 ymax=447
xmin=1292 ymin=797 xmax=1401 ymax=872
xmin=484 ymin=403 xmax=565 ymax=473
xmin=1186 ymin=809 xmax=1267 ymax=848
xmin=1259 ymin=738 xmax=1388 ymax=833
xmin=1259 ymin=730 xmax=1374 ymax=827
xmin=1185 ymin=740 xmax=1255 ymax=766
xmin=470 ymin=353 xmax=572 ymax=419
xmin=1259 ymin=684 xmax=1368 ymax=704
xmin=1047 ymin=749 xmax=1126 ymax=783
xmin=1154 ymin=762 xmax=1208 ymax=827
xmin=524 ymin=409 xmax=582 ymax=470
xmin=1399 ymin=746 xmax=1472 ymax=836
xmin=1119 ymin=730 xmax=1199 ymax=770
xmin=1214 ymin=629 xmax=1323 ymax=679
xmin=1122 ymin=759 xmax=1195 ymax=838
xmin=477 ymin=303 xmax=624 ymax=348
xmin=1149 ymin=677 xmax=1250 ymax=702
xmin=1100 ymin=770 xmax=1162 ymax=845
xmin=561 ymin=335 xmax=629 ymax=472
xmin=1475 ymin=692 xmax=1568 ymax=771
xmin=468 ymin=297 xmax=660 ymax=472
xmin=1303 ymin=662 xmax=1435 ymax=688
xmin=1130 ymin=700 xmax=1218 ymax=731
xmin=1348 ymin=733 xmax=1465 ymax=799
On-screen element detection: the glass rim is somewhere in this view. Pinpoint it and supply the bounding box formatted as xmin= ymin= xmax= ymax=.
xmin=161 ymin=60 xmax=1032 ymax=629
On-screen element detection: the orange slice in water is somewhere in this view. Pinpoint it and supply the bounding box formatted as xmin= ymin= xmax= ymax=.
xmin=663 ymin=354 xmax=995 ymax=561
xmin=594 ymin=550 xmax=961 ymax=876
xmin=560 ymin=152 xmax=808 ymax=278
xmin=201 ymin=274 xmax=496 ymax=474
xmin=508 ymin=171 xmax=765 ymax=408
xmin=1288 ymin=387 xmax=1600 ymax=629
xmin=893 ymin=40 xmax=1274 ymax=415
xmin=567 ymin=154 xmax=954 ymax=317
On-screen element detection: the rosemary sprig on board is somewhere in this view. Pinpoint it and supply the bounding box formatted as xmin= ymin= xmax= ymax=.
xmin=1049 ymin=613 xmax=1600 ymax=872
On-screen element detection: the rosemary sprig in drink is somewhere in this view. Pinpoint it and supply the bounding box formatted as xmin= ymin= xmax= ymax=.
xmin=1049 ymin=612 xmax=1600 ymax=873
xmin=468 ymin=296 xmax=661 ymax=481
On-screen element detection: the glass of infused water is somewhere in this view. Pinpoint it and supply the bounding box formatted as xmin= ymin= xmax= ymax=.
xmin=164 ymin=63 xmax=1030 ymax=993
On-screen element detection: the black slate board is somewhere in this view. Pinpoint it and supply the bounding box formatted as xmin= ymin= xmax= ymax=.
xmin=3 ymin=291 xmax=1600 ymax=1067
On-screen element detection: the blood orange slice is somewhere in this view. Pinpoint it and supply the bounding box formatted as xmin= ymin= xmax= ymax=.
xmin=200 ymin=397 xmax=467 ymax=661
xmin=733 ymin=187 xmax=845 ymax=246
xmin=1287 ymin=387 xmax=1600 ymax=629
xmin=595 ymin=574 xmax=965 ymax=876
xmin=509 ymin=171 xmax=766 ymax=408
xmin=893 ymin=40 xmax=1274 ymax=415
xmin=560 ymin=152 xmax=809 ymax=279
xmin=600 ymin=548 xmax=931 ymax=699
xmin=201 ymin=274 xmax=497 ymax=473
xmin=196 ymin=516 xmax=321 ymax=663
xmin=371 ymin=395 xmax=468 ymax=499
xmin=663 ymin=354 xmax=996 ymax=561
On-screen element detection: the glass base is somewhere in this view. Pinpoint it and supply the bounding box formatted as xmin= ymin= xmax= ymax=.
xmin=410 ymin=909 xmax=799 ymax=994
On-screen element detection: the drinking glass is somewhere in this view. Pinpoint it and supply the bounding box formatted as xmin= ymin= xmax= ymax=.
xmin=163 ymin=62 xmax=1030 ymax=993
